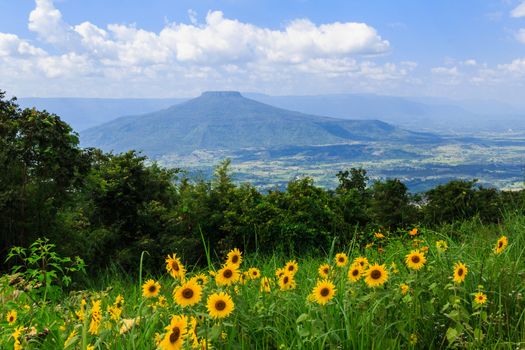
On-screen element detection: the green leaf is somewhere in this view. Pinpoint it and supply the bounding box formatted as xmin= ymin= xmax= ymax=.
xmin=446 ymin=327 xmax=458 ymax=344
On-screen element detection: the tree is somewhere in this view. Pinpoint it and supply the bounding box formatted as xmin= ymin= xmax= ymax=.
xmin=369 ymin=178 xmax=417 ymax=229
xmin=0 ymin=91 xmax=88 ymax=258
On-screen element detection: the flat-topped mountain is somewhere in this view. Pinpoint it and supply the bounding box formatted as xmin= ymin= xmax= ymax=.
xmin=80 ymin=91 xmax=440 ymax=157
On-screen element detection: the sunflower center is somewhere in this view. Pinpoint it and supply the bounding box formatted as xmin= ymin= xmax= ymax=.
xmin=323 ymin=268 xmax=329 ymax=274
xmin=215 ymin=300 xmax=226 ymax=311
xmin=231 ymin=255 xmax=239 ymax=264
xmin=338 ymin=257 xmax=344 ymax=263
xmin=252 ymin=271 xmax=257 ymax=276
xmin=371 ymin=269 xmax=382 ymax=280
xmin=458 ymin=268 xmax=464 ymax=276
xmin=498 ymin=241 xmax=503 ymax=248
xmin=182 ymin=288 xmax=194 ymax=299
xmin=288 ymin=266 xmax=294 ymax=272
xmin=172 ymin=261 xmax=179 ymax=271
xmin=9 ymin=316 xmax=14 ymax=322
xmin=223 ymin=269 xmax=233 ymax=278
xmin=411 ymin=255 xmax=420 ymax=263
xmin=149 ymin=285 xmax=156 ymax=293
xmin=169 ymin=327 xmax=180 ymax=343
xmin=320 ymin=288 xmax=330 ymax=297
xmin=283 ymin=276 xmax=289 ymax=284
xmin=352 ymin=269 xmax=359 ymax=276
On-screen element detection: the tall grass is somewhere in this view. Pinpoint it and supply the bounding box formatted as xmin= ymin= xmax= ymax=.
xmin=1 ymin=214 xmax=524 ymax=349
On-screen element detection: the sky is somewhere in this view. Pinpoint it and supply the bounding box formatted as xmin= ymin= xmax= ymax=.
xmin=1 ymin=0 xmax=525 ymax=105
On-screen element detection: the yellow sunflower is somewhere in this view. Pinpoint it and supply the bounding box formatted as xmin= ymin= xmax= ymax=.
xmin=284 ymin=260 xmax=299 ymax=275
xmin=189 ymin=316 xmax=199 ymax=348
xmin=311 ymin=279 xmax=336 ymax=305
xmin=142 ymin=279 xmax=161 ymax=298
xmin=226 ymin=248 xmax=243 ymax=267
xmin=159 ymin=314 xmax=188 ymax=350
xmin=335 ymin=253 xmax=348 ymax=267
xmin=473 ymin=292 xmax=487 ymax=305
xmin=365 ymin=263 xmax=389 ymax=288
xmin=166 ymin=254 xmax=186 ymax=280
xmin=374 ymin=232 xmax=385 ymax=239
xmin=275 ymin=267 xmax=286 ymax=278
xmin=353 ymin=257 xmax=369 ymax=269
xmin=6 ymin=310 xmax=17 ymax=325
xmin=88 ymin=300 xmax=102 ymax=335
xmin=400 ymin=283 xmax=410 ymax=295
xmin=347 ymin=264 xmax=362 ymax=283
xmin=174 ymin=280 xmax=202 ymax=307
xmin=494 ymin=236 xmax=508 ymax=255
xmin=190 ymin=273 xmax=209 ymax=285
xmin=436 ymin=240 xmax=448 ymax=253
xmin=453 ymin=262 xmax=468 ymax=284
xmin=409 ymin=228 xmax=419 ymax=236
xmin=405 ymin=250 xmax=427 ymax=270
xmin=248 ymin=267 xmax=261 ymax=279
xmin=279 ymin=273 xmax=296 ymax=291
xmin=215 ymin=264 xmax=240 ymax=286
xmin=318 ymin=264 xmax=331 ymax=278
xmin=206 ymin=292 xmax=234 ymax=319
xmin=260 ymin=277 xmax=271 ymax=293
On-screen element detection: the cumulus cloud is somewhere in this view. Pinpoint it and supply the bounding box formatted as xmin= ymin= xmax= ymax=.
xmin=0 ymin=0 xmax=405 ymax=97
xmin=511 ymin=1 xmax=525 ymax=17
xmin=516 ymin=28 xmax=525 ymax=43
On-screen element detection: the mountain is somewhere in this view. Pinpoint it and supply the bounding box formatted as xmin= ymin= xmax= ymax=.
xmin=80 ymin=91 xmax=440 ymax=157
xmin=17 ymin=97 xmax=185 ymax=131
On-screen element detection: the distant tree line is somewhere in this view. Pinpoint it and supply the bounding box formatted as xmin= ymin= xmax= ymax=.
xmin=2 ymin=91 xmax=524 ymax=273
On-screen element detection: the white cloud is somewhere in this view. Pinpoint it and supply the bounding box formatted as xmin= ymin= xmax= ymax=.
xmin=0 ymin=33 xmax=46 ymax=57
xmin=431 ymin=66 xmax=459 ymax=76
xmin=511 ymin=1 xmax=525 ymax=17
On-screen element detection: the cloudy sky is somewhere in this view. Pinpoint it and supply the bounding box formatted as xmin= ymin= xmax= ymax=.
xmin=1 ymin=0 xmax=525 ymax=104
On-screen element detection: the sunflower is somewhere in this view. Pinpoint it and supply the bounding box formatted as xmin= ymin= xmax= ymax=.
xmin=88 ymin=300 xmax=102 ymax=335
xmin=318 ymin=264 xmax=331 ymax=278
xmin=279 ymin=273 xmax=296 ymax=291
xmin=494 ymin=236 xmax=508 ymax=255
xmin=409 ymin=228 xmax=419 ymax=236
xmin=335 ymin=253 xmax=348 ymax=267
xmin=374 ymin=232 xmax=385 ymax=239
xmin=6 ymin=310 xmax=17 ymax=325
xmin=405 ymin=250 xmax=427 ymax=270
xmin=260 ymin=277 xmax=271 ymax=293
xmin=353 ymin=257 xmax=369 ymax=269
xmin=159 ymin=315 xmax=188 ymax=350
xmin=390 ymin=262 xmax=399 ymax=274
xmin=365 ymin=263 xmax=389 ymax=288
xmin=284 ymin=260 xmax=299 ymax=275
xmin=473 ymin=292 xmax=487 ymax=305
xmin=215 ymin=264 xmax=240 ymax=286
xmin=226 ymin=248 xmax=243 ymax=267
xmin=166 ymin=254 xmax=186 ymax=280
xmin=365 ymin=242 xmax=374 ymax=249
xmin=248 ymin=267 xmax=261 ymax=279
xmin=453 ymin=262 xmax=468 ymax=284
xmin=206 ymin=292 xmax=234 ymax=319
xmin=174 ymin=280 xmax=202 ymax=307
xmin=142 ymin=279 xmax=161 ymax=298
xmin=157 ymin=296 xmax=169 ymax=308
xmin=400 ymin=283 xmax=410 ymax=295
xmin=347 ymin=264 xmax=362 ymax=283
xmin=311 ymin=279 xmax=336 ymax=305
xmin=275 ymin=267 xmax=286 ymax=279
xmin=190 ymin=273 xmax=209 ymax=285
xmin=436 ymin=240 xmax=448 ymax=253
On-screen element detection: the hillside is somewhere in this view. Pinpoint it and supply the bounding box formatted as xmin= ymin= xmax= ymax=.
xmin=81 ymin=91 xmax=440 ymax=157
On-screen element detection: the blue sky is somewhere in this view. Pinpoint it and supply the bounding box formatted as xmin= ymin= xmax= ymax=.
xmin=1 ymin=0 xmax=525 ymax=105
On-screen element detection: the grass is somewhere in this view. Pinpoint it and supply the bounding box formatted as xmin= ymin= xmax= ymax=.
xmin=1 ymin=214 xmax=525 ymax=349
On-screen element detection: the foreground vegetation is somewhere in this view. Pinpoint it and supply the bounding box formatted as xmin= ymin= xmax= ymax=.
xmin=1 ymin=213 xmax=524 ymax=349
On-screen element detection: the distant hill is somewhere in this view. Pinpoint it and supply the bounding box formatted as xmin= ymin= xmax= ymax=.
xmin=245 ymin=93 xmax=525 ymax=133
xmin=80 ymin=91 xmax=441 ymax=157
xmin=18 ymin=97 xmax=184 ymax=131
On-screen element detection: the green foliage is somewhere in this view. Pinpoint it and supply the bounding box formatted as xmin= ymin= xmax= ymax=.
xmin=6 ymin=238 xmax=85 ymax=301
xmin=423 ymin=180 xmax=503 ymax=226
